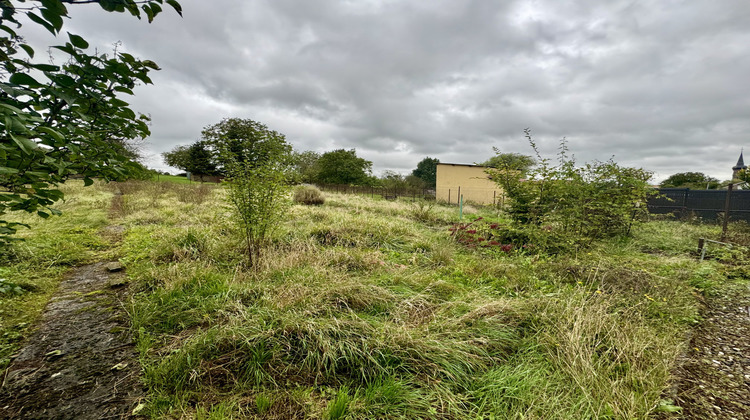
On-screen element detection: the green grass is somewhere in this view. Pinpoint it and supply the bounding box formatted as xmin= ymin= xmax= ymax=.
xmin=153 ymin=174 xmax=194 ymax=183
xmin=2 ymin=179 xmax=748 ymax=419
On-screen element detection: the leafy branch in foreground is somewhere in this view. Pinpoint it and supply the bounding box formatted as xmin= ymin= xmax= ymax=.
xmin=0 ymin=0 xmax=181 ymax=242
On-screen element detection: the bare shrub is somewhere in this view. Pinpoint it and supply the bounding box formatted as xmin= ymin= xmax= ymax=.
xmin=294 ymin=186 xmax=325 ymax=206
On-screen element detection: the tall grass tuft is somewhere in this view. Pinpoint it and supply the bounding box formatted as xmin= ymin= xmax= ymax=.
xmin=326 ymin=386 xmax=352 ymax=420
xmin=294 ymin=185 xmax=326 ymax=206
xmin=174 ymin=183 xmax=215 ymax=204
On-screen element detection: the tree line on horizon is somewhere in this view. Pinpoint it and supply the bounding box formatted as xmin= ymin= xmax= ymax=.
xmin=163 ymin=138 xmax=445 ymax=189
xmin=162 ymin=137 xmax=545 ymax=191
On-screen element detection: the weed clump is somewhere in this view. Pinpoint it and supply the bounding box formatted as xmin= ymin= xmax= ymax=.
xmin=408 ymin=199 xmax=435 ymax=222
xmin=294 ymin=185 xmax=325 ymax=206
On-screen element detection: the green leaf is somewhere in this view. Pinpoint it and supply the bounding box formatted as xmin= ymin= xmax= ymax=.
xmin=99 ymin=0 xmax=117 ymax=12
xmin=19 ymin=44 xmax=34 ymax=58
xmin=41 ymin=6 xmax=64 ymax=32
xmin=113 ymin=86 xmax=134 ymax=95
xmin=142 ymin=4 xmax=155 ymax=23
xmin=51 ymin=44 xmax=76 ymax=55
xmin=9 ymin=133 xmax=37 ymax=154
xmin=109 ymin=98 xmax=130 ymax=107
xmin=0 ymin=25 xmax=17 ymax=37
xmin=27 ymin=12 xmax=56 ymax=34
xmin=9 ymin=73 xmax=41 ymax=87
xmin=50 ymin=74 xmax=76 ymax=87
xmin=0 ymin=102 xmax=25 ymax=114
xmin=30 ymin=63 xmax=60 ymax=72
xmin=83 ymin=177 xmax=94 ymax=186
xmin=142 ymin=60 xmax=161 ymax=70
xmin=0 ymin=167 xmax=19 ymax=175
xmin=37 ymin=211 xmax=50 ymax=219
xmin=67 ymin=32 xmax=89 ymax=49
xmin=37 ymin=127 xmax=65 ymax=142
xmin=40 ymin=0 xmax=68 ymax=15
xmin=166 ymin=0 xmax=183 ymax=16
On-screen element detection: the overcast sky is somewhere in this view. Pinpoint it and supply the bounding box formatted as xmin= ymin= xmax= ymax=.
xmin=28 ymin=0 xmax=750 ymax=181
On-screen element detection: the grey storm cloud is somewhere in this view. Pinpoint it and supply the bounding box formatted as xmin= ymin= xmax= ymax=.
xmin=31 ymin=0 xmax=750 ymax=180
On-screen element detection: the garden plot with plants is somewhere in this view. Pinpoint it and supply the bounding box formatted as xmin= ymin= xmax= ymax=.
xmin=1 ymin=176 xmax=748 ymax=419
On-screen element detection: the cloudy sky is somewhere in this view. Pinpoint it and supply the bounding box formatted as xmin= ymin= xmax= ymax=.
xmin=26 ymin=0 xmax=750 ymax=181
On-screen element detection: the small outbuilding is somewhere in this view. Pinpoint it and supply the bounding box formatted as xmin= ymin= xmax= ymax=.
xmin=435 ymin=163 xmax=504 ymax=205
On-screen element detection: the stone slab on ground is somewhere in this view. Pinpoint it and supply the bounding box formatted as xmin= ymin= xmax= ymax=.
xmin=0 ymin=262 xmax=142 ymax=419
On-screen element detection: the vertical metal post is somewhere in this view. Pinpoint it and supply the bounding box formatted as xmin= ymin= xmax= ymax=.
xmin=457 ymin=186 xmax=461 ymax=205
xmin=493 ymin=190 xmax=496 ymax=206
xmin=448 ymin=189 xmax=451 ymax=204
xmin=721 ymin=184 xmax=733 ymax=242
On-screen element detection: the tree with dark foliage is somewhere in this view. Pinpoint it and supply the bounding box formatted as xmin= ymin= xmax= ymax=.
xmin=411 ymin=157 xmax=439 ymax=188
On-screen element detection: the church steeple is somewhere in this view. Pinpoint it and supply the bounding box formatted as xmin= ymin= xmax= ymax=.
xmin=733 ymin=149 xmax=747 ymax=179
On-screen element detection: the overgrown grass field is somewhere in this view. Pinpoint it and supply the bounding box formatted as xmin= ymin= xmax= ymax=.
xmin=1 ymin=180 xmax=748 ymax=419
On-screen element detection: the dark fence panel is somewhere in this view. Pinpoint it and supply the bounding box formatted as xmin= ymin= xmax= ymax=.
xmin=314 ymin=184 xmax=436 ymax=201
xmin=648 ymin=188 xmax=750 ymax=222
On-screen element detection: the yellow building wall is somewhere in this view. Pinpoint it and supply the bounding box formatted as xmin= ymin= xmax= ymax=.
xmin=435 ymin=164 xmax=503 ymax=205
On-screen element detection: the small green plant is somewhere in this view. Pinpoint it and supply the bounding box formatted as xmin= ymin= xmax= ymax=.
xmin=327 ymin=386 xmax=352 ymax=420
xmin=255 ymin=393 xmax=272 ymax=414
xmin=294 ymin=185 xmax=325 ymax=205
xmin=0 ymin=278 xmax=25 ymax=296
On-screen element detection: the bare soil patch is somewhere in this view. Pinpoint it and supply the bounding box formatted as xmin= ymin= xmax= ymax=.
xmin=660 ymin=281 xmax=750 ymax=419
xmin=0 ymin=262 xmax=141 ymax=419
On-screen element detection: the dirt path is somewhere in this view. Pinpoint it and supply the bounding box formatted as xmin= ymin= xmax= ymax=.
xmin=0 ymin=262 xmax=142 ymax=419
xmin=660 ymin=281 xmax=750 ymax=419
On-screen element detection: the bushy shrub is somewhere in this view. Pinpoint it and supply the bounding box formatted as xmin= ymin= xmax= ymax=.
xmin=488 ymin=130 xmax=655 ymax=243
xmin=294 ymin=186 xmax=325 ymax=205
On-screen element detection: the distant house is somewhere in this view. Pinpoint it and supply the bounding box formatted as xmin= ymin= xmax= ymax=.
xmin=435 ymin=163 xmax=504 ymax=205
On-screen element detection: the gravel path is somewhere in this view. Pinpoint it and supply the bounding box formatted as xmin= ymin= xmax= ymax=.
xmin=660 ymin=281 xmax=750 ymax=419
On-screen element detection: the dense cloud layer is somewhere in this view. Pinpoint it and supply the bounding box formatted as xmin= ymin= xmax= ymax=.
xmin=35 ymin=0 xmax=750 ymax=181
